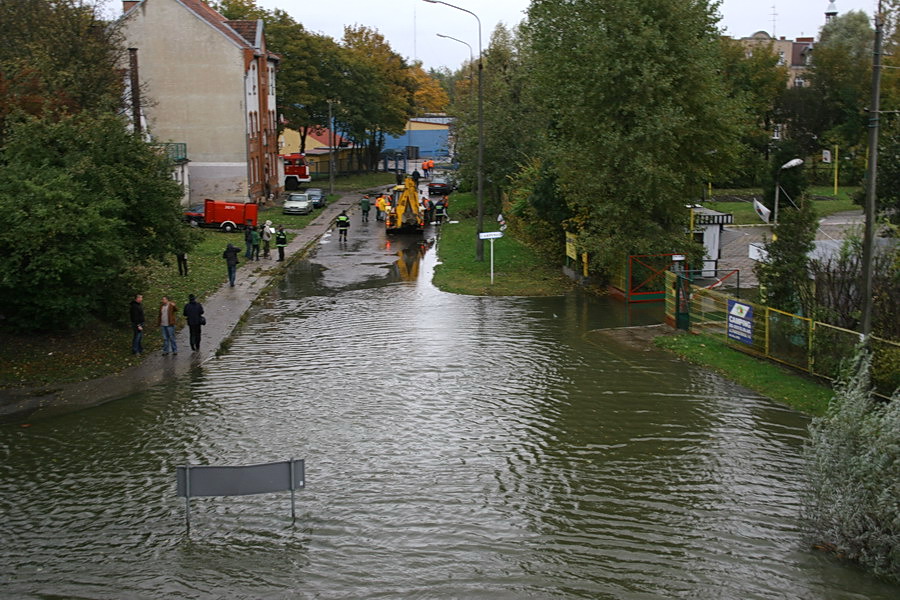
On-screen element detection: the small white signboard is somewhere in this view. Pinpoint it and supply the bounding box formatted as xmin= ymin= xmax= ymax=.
xmin=479 ymin=231 xmax=503 ymax=239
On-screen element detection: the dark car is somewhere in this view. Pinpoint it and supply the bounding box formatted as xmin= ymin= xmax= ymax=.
xmin=428 ymin=177 xmax=453 ymax=196
xmin=306 ymin=187 xmax=326 ymax=208
xmin=183 ymin=204 xmax=205 ymax=226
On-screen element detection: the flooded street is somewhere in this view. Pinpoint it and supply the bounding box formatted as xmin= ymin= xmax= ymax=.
xmin=1 ymin=218 xmax=897 ymax=599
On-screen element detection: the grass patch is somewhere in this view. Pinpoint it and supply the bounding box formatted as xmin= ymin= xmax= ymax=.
xmin=0 ymin=227 xmax=299 ymax=388
xmin=705 ymin=187 xmax=861 ymax=225
xmin=432 ymin=191 xmax=574 ymax=296
xmin=309 ymin=172 xmax=396 ymax=192
xmin=654 ymin=332 xmax=834 ymax=416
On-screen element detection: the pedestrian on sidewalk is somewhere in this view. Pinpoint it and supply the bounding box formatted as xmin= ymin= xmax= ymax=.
xmin=275 ymin=225 xmax=287 ymax=261
xmin=360 ymin=195 xmax=371 ymax=222
xmin=158 ymin=296 xmax=178 ymax=355
xmin=130 ymin=293 xmax=145 ymax=355
xmin=262 ymin=220 xmax=273 ymax=258
xmin=183 ymin=293 xmax=205 ymax=352
xmin=243 ymin=221 xmax=254 ymax=259
xmin=336 ymin=210 xmax=350 ymax=242
xmin=251 ymin=226 xmax=261 ymax=261
xmin=223 ymin=242 xmax=240 ymax=286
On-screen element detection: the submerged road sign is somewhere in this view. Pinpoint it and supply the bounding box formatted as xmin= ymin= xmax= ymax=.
xmin=177 ymin=458 xmax=305 ymax=530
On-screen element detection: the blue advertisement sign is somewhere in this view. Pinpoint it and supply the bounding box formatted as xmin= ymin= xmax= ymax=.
xmin=727 ymin=300 xmax=754 ymax=345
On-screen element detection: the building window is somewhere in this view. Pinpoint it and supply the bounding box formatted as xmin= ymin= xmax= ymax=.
xmin=777 ymin=51 xmax=786 ymax=66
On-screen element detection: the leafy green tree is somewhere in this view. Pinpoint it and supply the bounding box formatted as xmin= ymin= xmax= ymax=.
xmin=0 ymin=113 xmax=191 ymax=331
xmin=810 ymin=11 xmax=874 ymax=153
xmin=0 ymin=0 xmax=124 ymax=142
xmin=754 ymin=193 xmax=817 ymax=314
xmin=521 ymin=0 xmax=744 ymax=276
xmin=341 ymin=25 xmax=416 ymax=170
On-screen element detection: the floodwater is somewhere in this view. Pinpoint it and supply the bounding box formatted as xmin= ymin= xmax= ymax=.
xmin=1 ymin=218 xmax=896 ymax=599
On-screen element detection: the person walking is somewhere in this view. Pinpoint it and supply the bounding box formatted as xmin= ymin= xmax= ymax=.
xmin=359 ymin=195 xmax=371 ymax=222
xmin=275 ymin=225 xmax=287 ymax=261
xmin=243 ymin=221 xmax=254 ymax=259
xmin=183 ymin=293 xmax=205 ymax=352
xmin=261 ymin=220 xmax=273 ymax=258
xmin=336 ymin=210 xmax=350 ymax=242
xmin=130 ymin=293 xmax=145 ymax=355
xmin=158 ymin=296 xmax=178 ymax=355
xmin=251 ymin=226 xmax=261 ymax=261
xmin=223 ymin=242 xmax=240 ymax=286
xmin=375 ymin=194 xmax=386 ymax=222
xmin=176 ymin=252 xmax=188 ymax=276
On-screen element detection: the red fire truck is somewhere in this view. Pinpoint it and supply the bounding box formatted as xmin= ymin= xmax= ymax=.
xmin=183 ymin=199 xmax=258 ymax=233
xmin=280 ymin=153 xmax=311 ymax=189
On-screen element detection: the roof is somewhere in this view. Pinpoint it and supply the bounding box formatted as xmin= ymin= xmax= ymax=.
xmin=124 ymin=1 xmax=267 ymax=52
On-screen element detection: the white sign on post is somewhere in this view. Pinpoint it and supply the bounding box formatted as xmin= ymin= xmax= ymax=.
xmin=478 ymin=232 xmax=504 ymax=283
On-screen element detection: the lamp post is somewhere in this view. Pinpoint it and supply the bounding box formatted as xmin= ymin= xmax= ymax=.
xmin=424 ymin=0 xmax=485 ymax=261
xmin=773 ymin=158 xmax=803 ymax=225
xmin=328 ymin=100 xmax=335 ymax=196
xmin=436 ymin=33 xmax=474 ymax=103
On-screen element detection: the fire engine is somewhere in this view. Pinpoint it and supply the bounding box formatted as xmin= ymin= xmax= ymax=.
xmin=280 ymin=153 xmax=311 ymax=189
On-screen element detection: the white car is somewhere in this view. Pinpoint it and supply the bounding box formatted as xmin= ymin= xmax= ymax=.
xmin=283 ymin=193 xmax=312 ymax=215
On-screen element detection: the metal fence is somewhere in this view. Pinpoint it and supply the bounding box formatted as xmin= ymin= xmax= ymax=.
xmin=665 ymin=270 xmax=899 ymax=398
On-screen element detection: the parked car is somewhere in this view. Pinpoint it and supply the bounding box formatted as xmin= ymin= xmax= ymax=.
xmin=306 ymin=187 xmax=326 ymax=208
xmin=428 ymin=177 xmax=453 ymax=196
xmin=183 ymin=204 xmax=205 ymax=226
xmin=283 ymin=193 xmax=312 ymax=215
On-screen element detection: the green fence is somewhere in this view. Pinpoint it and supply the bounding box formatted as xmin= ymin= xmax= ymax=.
xmin=665 ymin=271 xmax=899 ymax=398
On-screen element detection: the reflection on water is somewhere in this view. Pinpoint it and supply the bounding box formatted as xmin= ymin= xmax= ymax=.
xmin=1 ymin=232 xmax=896 ymax=599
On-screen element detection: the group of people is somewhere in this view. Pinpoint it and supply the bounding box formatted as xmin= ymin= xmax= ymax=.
xmin=421 ymin=159 xmax=435 ymax=178
xmin=226 ymin=223 xmax=288 ymax=287
xmin=243 ymin=220 xmax=284 ymax=261
xmin=129 ymin=293 xmax=205 ymax=356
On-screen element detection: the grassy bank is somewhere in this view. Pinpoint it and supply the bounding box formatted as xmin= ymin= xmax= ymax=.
xmin=706 ymin=186 xmax=860 ymax=225
xmin=431 ymin=191 xmax=574 ymax=296
xmin=654 ymin=332 xmax=834 ymax=416
xmin=0 ymin=226 xmax=299 ymax=387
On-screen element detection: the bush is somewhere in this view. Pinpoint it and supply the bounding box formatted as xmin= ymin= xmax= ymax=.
xmin=804 ymin=351 xmax=900 ymax=581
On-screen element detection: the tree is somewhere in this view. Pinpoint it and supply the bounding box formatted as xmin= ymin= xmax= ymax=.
xmin=717 ymin=37 xmax=788 ymax=185
xmin=0 ymin=113 xmax=191 ymax=331
xmin=521 ymin=0 xmax=744 ymax=275
xmin=0 ymin=0 xmax=124 ymax=143
xmin=754 ymin=194 xmax=817 ymax=314
xmin=810 ymin=11 xmax=875 ymax=152
xmin=341 ymin=25 xmax=416 ymax=170
xmin=408 ymin=61 xmax=449 ymax=114
xmin=805 ymin=353 xmax=900 ymax=582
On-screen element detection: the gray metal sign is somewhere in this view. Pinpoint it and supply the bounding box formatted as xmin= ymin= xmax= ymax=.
xmin=176 ymin=458 xmax=305 ymax=530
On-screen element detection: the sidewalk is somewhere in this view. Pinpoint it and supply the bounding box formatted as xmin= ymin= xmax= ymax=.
xmin=1 ymin=192 xmax=361 ymax=422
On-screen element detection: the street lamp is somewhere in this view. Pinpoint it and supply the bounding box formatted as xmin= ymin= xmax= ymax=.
xmin=328 ymin=99 xmax=336 ymax=196
xmin=773 ymin=158 xmax=803 ymax=225
xmin=423 ymin=0 xmax=485 ymax=261
xmin=435 ymin=33 xmax=474 ymax=102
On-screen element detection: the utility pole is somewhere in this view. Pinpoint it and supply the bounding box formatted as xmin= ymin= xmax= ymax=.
xmin=860 ymin=2 xmax=884 ymax=339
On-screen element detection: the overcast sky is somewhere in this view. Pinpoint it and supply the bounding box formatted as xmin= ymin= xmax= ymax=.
xmin=251 ymin=0 xmax=879 ymax=71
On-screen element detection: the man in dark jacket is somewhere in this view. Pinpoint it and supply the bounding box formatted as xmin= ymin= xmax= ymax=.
xmin=223 ymin=243 xmax=240 ymax=287
xmin=130 ymin=293 xmax=145 ymax=355
xmin=243 ymin=220 xmax=254 ymax=259
xmin=275 ymin=225 xmax=287 ymax=261
xmin=182 ymin=294 xmax=205 ymax=352
xmin=336 ymin=211 xmax=350 ymax=241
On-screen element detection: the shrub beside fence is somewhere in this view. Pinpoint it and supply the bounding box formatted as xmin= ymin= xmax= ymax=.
xmin=665 ymin=271 xmax=899 ymax=398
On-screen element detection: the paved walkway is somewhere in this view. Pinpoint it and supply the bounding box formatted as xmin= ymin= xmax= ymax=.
xmin=1 ymin=191 xmax=365 ymax=422
xmin=716 ymin=209 xmax=864 ymax=288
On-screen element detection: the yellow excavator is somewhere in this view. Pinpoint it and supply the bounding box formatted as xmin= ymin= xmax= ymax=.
xmin=385 ymin=175 xmax=424 ymax=234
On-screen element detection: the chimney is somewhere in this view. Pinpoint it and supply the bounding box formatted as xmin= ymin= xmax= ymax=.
xmin=123 ymin=1 xmax=139 ymax=12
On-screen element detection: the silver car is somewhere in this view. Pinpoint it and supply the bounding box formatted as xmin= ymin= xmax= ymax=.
xmin=283 ymin=193 xmax=312 ymax=215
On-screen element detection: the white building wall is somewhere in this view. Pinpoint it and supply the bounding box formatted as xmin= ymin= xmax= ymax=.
xmin=122 ymin=0 xmax=249 ymax=203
